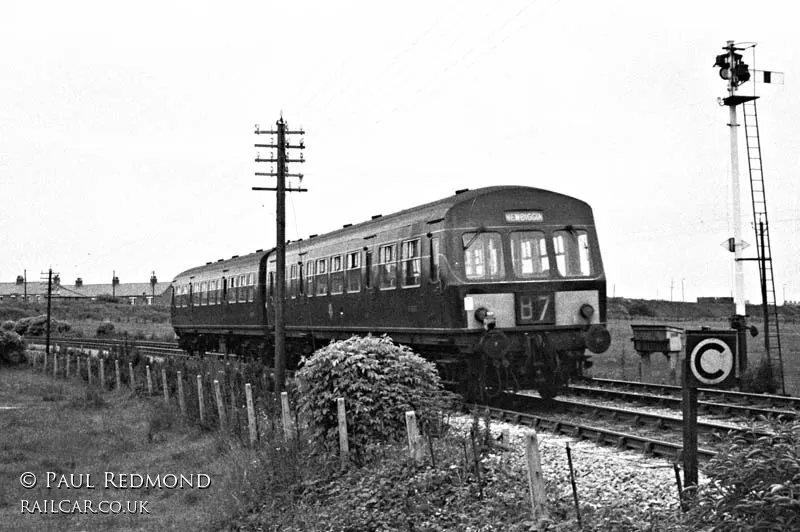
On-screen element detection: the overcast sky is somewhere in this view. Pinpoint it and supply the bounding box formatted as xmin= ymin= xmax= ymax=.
xmin=1 ymin=0 xmax=798 ymax=303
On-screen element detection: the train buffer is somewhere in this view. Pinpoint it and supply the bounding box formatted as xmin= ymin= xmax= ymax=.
xmin=630 ymin=324 xmax=684 ymax=384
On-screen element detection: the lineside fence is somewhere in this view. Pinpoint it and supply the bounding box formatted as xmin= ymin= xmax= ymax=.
xmin=22 ymin=344 xmax=690 ymax=523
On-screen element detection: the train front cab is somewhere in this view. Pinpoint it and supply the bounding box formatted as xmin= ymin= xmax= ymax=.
xmin=440 ymin=188 xmax=611 ymax=397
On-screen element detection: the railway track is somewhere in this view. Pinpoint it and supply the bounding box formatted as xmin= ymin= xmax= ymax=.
xmin=583 ymin=377 xmax=800 ymax=410
xmin=566 ymin=382 xmax=798 ymax=422
xmin=469 ymin=400 xmax=718 ymax=463
xmin=24 ymin=336 xmax=186 ymax=360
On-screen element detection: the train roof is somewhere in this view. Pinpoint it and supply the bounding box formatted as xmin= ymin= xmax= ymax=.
xmin=284 ymin=185 xmax=592 ymax=252
xmin=172 ymin=250 xmax=270 ymax=283
xmin=172 ymin=185 xmax=593 ymax=281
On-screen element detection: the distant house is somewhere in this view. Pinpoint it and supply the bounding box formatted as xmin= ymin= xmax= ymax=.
xmin=0 ymin=278 xmax=173 ymax=306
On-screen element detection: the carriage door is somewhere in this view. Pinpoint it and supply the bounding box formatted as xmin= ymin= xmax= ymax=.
xmin=426 ymin=235 xmax=445 ymax=325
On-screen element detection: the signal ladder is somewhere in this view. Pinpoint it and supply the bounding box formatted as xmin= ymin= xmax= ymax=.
xmin=741 ymin=98 xmax=785 ymax=393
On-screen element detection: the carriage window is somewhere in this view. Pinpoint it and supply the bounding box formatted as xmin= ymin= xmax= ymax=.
xmin=209 ymin=280 xmax=216 ymax=305
xmin=346 ymin=251 xmax=361 ymax=293
xmin=330 ymin=255 xmax=344 ymax=294
xmin=239 ymin=274 xmax=248 ymax=302
xmin=429 ymin=237 xmax=440 ymax=282
xmin=378 ymin=244 xmax=397 ymax=289
xmin=365 ymin=250 xmax=373 ymax=289
xmin=305 ymin=260 xmax=314 ymax=296
xmin=289 ymin=264 xmax=298 ymax=298
xmin=228 ymin=276 xmax=236 ymax=303
xmin=462 ymin=232 xmax=504 ymax=281
xmin=249 ymin=272 xmax=255 ymax=302
xmin=510 ymin=231 xmax=549 ymax=279
xmin=315 ymin=258 xmax=328 ymax=295
xmin=553 ymin=229 xmax=592 ymax=277
xmin=401 ymin=239 xmax=421 ymax=287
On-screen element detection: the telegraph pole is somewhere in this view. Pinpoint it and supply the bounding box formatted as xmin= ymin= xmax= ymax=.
xmin=253 ymin=116 xmax=306 ymax=391
xmin=41 ymin=269 xmax=56 ymax=359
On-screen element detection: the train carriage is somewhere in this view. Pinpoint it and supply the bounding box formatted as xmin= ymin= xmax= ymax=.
xmin=172 ymin=185 xmax=610 ymax=398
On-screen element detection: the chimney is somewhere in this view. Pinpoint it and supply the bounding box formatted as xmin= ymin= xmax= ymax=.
xmin=75 ymin=278 xmax=83 ymax=288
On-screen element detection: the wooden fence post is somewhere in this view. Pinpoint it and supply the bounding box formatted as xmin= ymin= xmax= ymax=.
xmin=246 ymin=383 xmax=257 ymax=446
xmin=281 ymin=392 xmax=294 ymax=441
xmin=115 ymin=360 xmax=121 ymax=391
xmin=405 ymin=411 xmax=424 ymax=464
xmin=65 ymin=352 xmax=70 ymax=378
xmin=43 ymin=351 xmax=47 ymax=373
xmin=146 ymin=365 xmax=153 ymax=396
xmin=100 ymin=359 xmax=105 ymax=390
xmin=337 ymin=398 xmax=349 ymax=466
xmin=197 ymin=375 xmax=205 ymax=423
xmin=75 ymin=353 xmax=80 ymax=380
xmin=162 ymin=368 xmax=169 ymax=405
xmin=177 ymin=371 xmax=186 ymax=416
xmin=128 ymin=362 xmax=135 ymax=392
xmin=87 ymin=357 xmax=93 ymax=386
xmin=526 ymin=431 xmax=548 ymax=522
xmin=214 ymin=379 xmax=227 ymax=431
xmin=53 ymin=352 xmax=58 ymax=378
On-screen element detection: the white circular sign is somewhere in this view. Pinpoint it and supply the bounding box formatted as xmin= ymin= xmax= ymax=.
xmin=690 ymin=338 xmax=734 ymax=385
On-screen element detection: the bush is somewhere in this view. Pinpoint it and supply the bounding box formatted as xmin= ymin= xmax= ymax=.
xmin=96 ymin=321 xmax=115 ymax=337
xmin=296 ymin=335 xmax=452 ymax=460
xmin=628 ymin=301 xmax=656 ymax=317
xmin=13 ymin=315 xmax=71 ymax=336
xmin=0 ymin=328 xmax=25 ymax=364
xmin=1 ymin=320 xmax=14 ymax=331
xmin=683 ymin=420 xmax=800 ymax=530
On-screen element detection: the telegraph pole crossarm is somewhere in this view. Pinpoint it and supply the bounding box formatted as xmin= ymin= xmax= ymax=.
xmin=253 ymin=117 xmax=306 ymax=392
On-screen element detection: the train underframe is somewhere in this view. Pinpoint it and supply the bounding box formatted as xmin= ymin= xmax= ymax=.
xmin=174 ymin=325 xmax=602 ymax=401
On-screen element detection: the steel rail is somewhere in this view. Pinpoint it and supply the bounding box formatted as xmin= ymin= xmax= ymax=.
xmin=467 ymin=403 xmax=717 ymax=462
xmin=586 ymin=377 xmax=800 ymax=410
xmin=567 ymin=383 xmax=797 ymax=421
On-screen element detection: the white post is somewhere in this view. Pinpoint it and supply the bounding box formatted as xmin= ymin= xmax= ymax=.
xmin=146 ymin=365 xmax=153 ymax=396
xmin=246 ymin=383 xmax=257 ymax=446
xmin=128 ymin=362 xmax=135 ymax=392
xmin=337 ymin=398 xmax=349 ymax=465
xmin=281 ymin=391 xmax=294 ymax=440
xmin=526 ymin=431 xmax=548 ymax=521
xmin=214 ymin=379 xmax=227 ymax=431
xmin=162 ymin=368 xmax=169 ymax=405
xmin=99 ymin=359 xmax=105 ymax=390
xmin=197 ymin=375 xmax=205 ymax=423
xmin=177 ymin=371 xmax=186 ymax=416
xmin=115 ymin=360 xmax=121 ymax=391
xmin=405 ymin=411 xmax=423 ymax=463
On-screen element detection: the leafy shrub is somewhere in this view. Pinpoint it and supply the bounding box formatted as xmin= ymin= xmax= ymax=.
xmin=296 ymin=335 xmax=452 ymax=459
xmin=1 ymin=320 xmax=14 ymax=331
xmin=96 ymin=321 xmax=115 ymax=337
xmin=628 ymin=301 xmax=656 ymax=317
xmin=13 ymin=315 xmax=71 ymax=336
xmin=683 ymin=420 xmax=800 ymax=530
xmin=96 ymin=294 xmax=119 ymax=304
xmin=0 ymin=328 xmax=25 ymax=364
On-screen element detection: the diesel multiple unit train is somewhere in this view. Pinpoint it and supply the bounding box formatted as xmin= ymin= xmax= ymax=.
xmin=171 ymin=186 xmax=611 ymax=398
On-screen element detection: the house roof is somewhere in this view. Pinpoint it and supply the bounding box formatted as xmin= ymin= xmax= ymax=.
xmin=0 ymin=281 xmax=172 ymax=298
